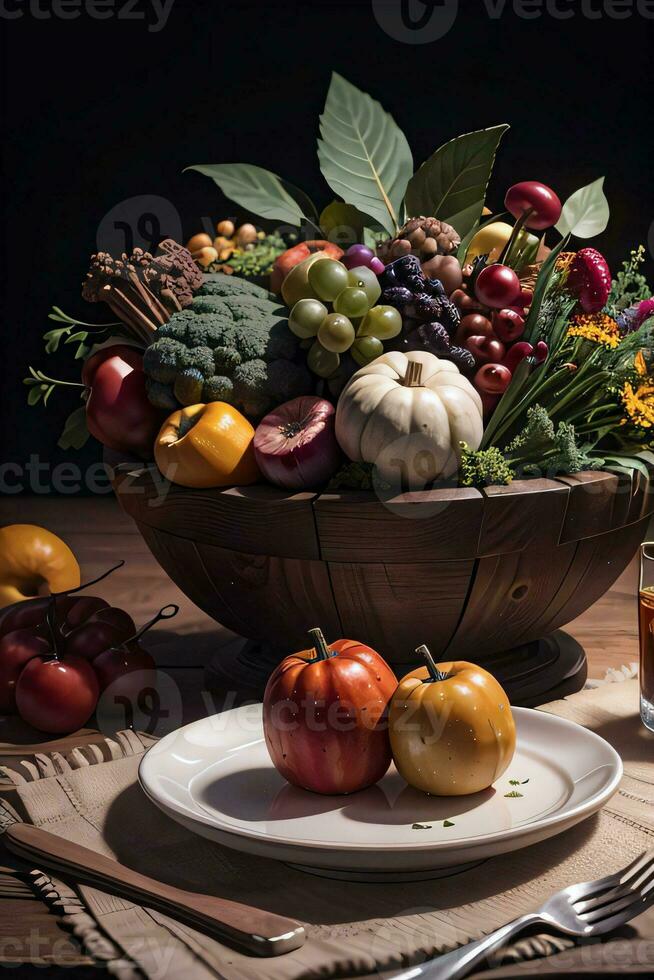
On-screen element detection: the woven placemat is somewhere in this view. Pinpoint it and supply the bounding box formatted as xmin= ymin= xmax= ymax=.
xmin=0 ymin=681 xmax=653 ymax=979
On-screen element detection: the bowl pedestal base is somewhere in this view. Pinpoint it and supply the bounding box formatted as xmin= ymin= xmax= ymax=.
xmin=204 ymin=629 xmax=587 ymax=708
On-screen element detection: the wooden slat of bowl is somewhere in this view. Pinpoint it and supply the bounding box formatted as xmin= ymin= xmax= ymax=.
xmin=313 ymin=488 xmax=484 ymax=562
xmin=114 ymin=468 xmax=320 ymax=560
xmin=557 ymin=471 xmax=623 ymax=543
xmin=535 ymin=518 xmax=649 ymax=636
xmin=138 ymin=523 xmax=341 ymax=651
xmin=327 ymin=558 xmax=475 ymax=663
xmin=446 ymin=541 xmax=578 ymax=658
xmin=477 ymin=478 xmax=570 ymax=555
xmin=194 ymin=540 xmax=342 ymax=650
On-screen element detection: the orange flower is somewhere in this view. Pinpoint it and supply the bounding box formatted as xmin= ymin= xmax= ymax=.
xmin=567 ymin=313 xmax=620 ymax=349
xmin=635 ymin=351 xmax=648 ymax=377
xmin=622 ymin=381 xmax=654 ymax=430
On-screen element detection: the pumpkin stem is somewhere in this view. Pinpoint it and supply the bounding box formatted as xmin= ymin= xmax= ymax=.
xmin=403 ymin=360 xmax=423 ymax=387
xmin=416 ymin=644 xmax=451 ymax=683
xmin=308 ymin=627 xmax=333 ymax=661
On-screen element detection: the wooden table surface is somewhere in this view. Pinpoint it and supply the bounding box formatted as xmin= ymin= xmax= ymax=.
xmin=0 ymin=495 xmax=649 ymax=975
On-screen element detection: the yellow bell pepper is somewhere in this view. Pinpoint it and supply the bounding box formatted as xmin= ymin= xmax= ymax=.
xmin=154 ymin=402 xmax=260 ymax=489
xmin=0 ymin=524 xmax=80 ymax=608
xmin=389 ymin=646 xmax=516 ymax=796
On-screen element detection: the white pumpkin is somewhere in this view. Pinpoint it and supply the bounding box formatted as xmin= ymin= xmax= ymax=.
xmin=335 ymin=351 xmax=483 ymax=489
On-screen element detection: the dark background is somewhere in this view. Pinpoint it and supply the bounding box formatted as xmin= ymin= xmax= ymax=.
xmin=1 ymin=0 xmax=653 ymax=494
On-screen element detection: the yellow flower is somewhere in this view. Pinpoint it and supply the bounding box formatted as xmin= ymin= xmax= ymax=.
xmin=555 ymin=251 xmax=577 ymax=276
xmin=635 ymin=351 xmax=648 ymax=376
xmin=622 ymin=381 xmax=654 ymax=429
xmin=567 ymin=313 xmax=620 ymax=349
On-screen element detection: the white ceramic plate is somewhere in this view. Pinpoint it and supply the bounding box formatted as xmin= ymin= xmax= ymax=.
xmin=139 ymin=705 xmax=622 ymax=881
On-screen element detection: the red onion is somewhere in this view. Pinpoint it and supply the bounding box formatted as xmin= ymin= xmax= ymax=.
xmin=254 ymin=396 xmax=341 ymax=491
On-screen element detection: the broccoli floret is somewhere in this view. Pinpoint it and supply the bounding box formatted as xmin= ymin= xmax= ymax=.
xmin=203 ymin=375 xmax=234 ymax=403
xmin=186 ymin=314 xmax=234 ymax=348
xmin=145 ymin=378 xmax=177 ymax=411
xmin=232 ymin=360 xmax=273 ymax=418
xmin=174 ymin=368 xmax=205 ymax=406
xmin=142 ymin=274 xmax=312 ymax=419
xmin=505 ymin=405 xmax=603 ymax=477
xmin=459 ymin=443 xmax=514 ymax=488
xmin=179 ymin=345 xmax=214 ymax=379
xmin=143 ymin=337 xmax=186 ymax=384
xmin=198 ymin=273 xmax=274 ymax=302
xmin=190 ymin=295 xmax=232 ymax=318
xmin=266 ymin=320 xmax=299 ymax=361
xmin=213 ymin=346 xmax=242 ymax=373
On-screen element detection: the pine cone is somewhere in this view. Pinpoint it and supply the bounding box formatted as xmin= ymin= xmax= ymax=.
xmin=377 ymin=217 xmax=461 ymax=266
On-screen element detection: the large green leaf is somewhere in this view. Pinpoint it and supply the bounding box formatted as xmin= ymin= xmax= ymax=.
xmin=185 ymin=163 xmax=306 ymax=226
xmin=405 ymin=125 xmax=510 ymax=239
xmin=555 ymin=176 xmax=610 ymax=238
xmin=317 ymin=73 xmax=413 ymax=237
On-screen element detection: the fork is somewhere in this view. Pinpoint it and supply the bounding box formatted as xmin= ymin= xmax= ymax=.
xmin=392 ymin=849 xmax=654 ymax=980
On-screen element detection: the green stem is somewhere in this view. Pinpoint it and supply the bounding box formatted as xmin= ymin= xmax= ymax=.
xmin=498 ymin=207 xmax=535 ymax=266
xmin=308 ymin=627 xmax=333 ymax=661
xmin=416 ymin=644 xmax=450 ymax=683
xmin=32 ymin=372 xmax=85 ymax=389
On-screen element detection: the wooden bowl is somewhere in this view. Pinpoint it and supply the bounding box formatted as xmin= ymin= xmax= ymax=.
xmin=114 ymin=465 xmax=653 ymax=697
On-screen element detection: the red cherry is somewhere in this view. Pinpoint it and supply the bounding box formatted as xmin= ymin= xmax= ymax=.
xmin=90 ymin=607 xmax=136 ymax=634
xmin=475 ymin=265 xmax=521 ymax=309
xmin=519 ymin=288 xmax=534 ymax=308
xmin=465 ymin=335 xmax=506 ymax=366
xmin=493 ymin=309 xmax=525 ymax=344
xmin=0 ymin=630 xmax=51 ymax=713
xmin=505 ymin=182 xmax=562 ymax=230
xmin=455 ymin=313 xmax=495 ymax=345
xmin=15 ymin=656 xmax=99 ymax=734
xmin=475 ymin=363 xmax=512 ymax=395
xmin=93 ymin=643 xmax=156 ymax=693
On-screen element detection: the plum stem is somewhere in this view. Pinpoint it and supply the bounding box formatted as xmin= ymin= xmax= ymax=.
xmin=52 ymin=560 xmax=126 ymax=598
xmin=124 ymin=604 xmax=179 ymax=647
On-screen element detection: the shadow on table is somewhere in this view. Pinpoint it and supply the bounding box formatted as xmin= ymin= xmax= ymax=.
xmin=102 ymin=780 xmax=598 ymax=926
xmin=591 ymin=712 xmax=654 ymax=765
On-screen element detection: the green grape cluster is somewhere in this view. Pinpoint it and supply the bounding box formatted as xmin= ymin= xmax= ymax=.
xmin=288 ymin=259 xmax=402 ymax=378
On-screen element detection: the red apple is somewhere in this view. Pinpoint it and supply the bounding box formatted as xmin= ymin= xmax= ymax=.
xmin=84 ymin=345 xmax=163 ymax=460
xmin=15 ymin=656 xmax=99 ymax=734
xmin=0 ymin=630 xmax=50 ymax=712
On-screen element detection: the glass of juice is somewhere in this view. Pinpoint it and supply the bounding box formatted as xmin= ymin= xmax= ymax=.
xmin=639 ymin=542 xmax=654 ymax=732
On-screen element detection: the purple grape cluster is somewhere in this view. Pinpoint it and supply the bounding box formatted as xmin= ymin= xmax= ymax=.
xmin=379 ymin=256 xmax=472 ymax=371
